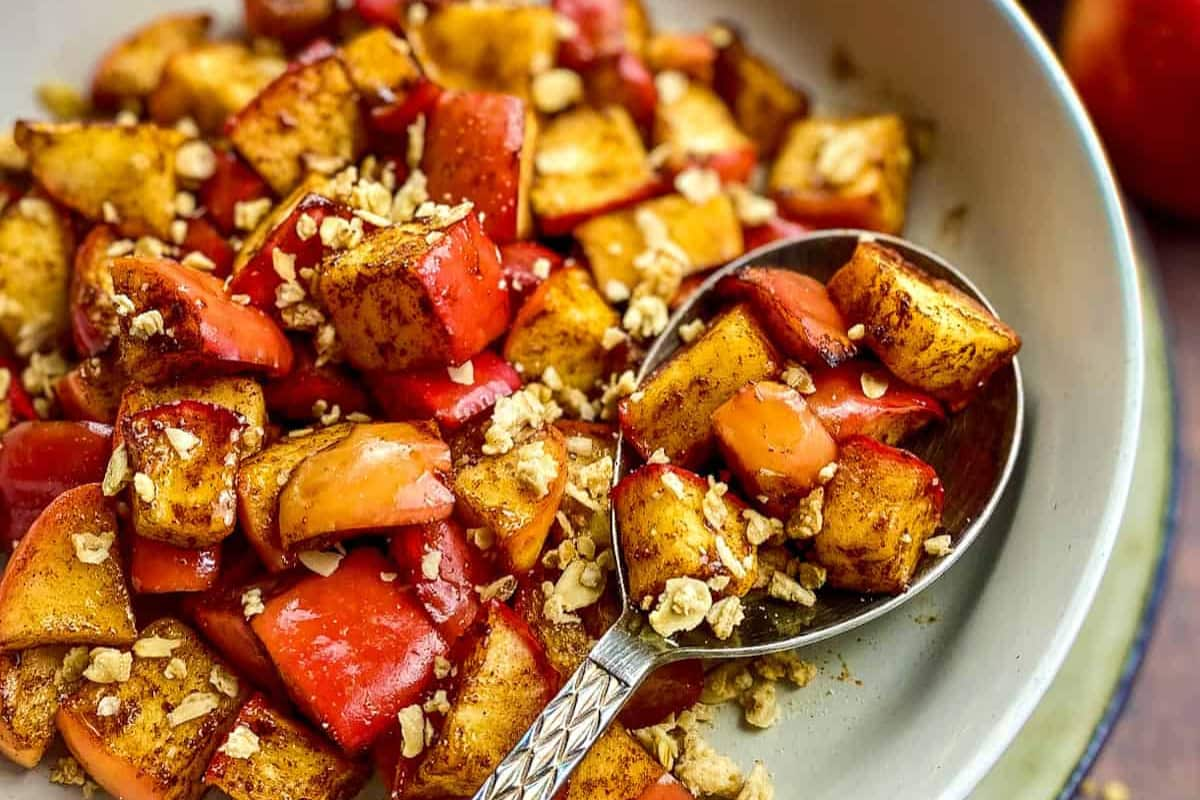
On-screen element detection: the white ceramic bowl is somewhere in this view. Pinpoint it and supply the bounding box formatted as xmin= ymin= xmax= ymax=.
xmin=0 ymin=2 xmax=1142 ymax=799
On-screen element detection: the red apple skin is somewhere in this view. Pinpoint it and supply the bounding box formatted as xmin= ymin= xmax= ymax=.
xmin=1062 ymin=0 xmax=1200 ymax=218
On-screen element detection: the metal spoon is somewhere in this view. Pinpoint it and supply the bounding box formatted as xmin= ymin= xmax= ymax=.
xmin=473 ymin=230 xmax=1024 ymax=800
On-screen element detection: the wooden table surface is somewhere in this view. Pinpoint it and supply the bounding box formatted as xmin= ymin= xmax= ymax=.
xmin=1014 ymin=5 xmax=1197 ymax=797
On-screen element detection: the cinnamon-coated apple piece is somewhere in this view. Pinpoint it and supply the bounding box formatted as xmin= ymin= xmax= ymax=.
xmin=56 ymin=618 xmax=247 ymax=800
xmin=452 ymin=424 xmax=569 ymax=573
xmin=0 ymin=484 xmax=136 ymax=650
xmin=205 ymin=693 xmax=369 ymax=800
xmin=811 ymin=436 xmax=944 ymax=594
xmin=394 ymin=601 xmax=558 ymax=798
xmin=717 ymin=266 xmax=856 ymax=367
xmin=110 ymin=257 xmax=293 ymax=382
xmin=423 ymin=90 xmax=536 ymax=244
xmin=806 ymin=361 xmax=944 ymax=445
xmin=369 ymin=351 xmax=521 ymax=431
xmin=313 ymin=210 xmax=509 ymax=372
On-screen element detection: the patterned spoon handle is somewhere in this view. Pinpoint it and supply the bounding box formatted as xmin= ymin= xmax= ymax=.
xmin=471 ymin=615 xmax=665 ymax=800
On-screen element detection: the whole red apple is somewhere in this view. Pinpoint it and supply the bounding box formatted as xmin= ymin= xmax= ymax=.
xmin=1062 ymin=0 xmax=1200 ymax=219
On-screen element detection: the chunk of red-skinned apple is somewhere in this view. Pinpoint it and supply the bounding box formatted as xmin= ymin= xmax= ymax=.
xmin=252 ymin=548 xmax=448 ymax=753
xmin=0 ymin=483 xmax=136 ymax=650
xmin=0 ymin=421 xmax=112 ymax=547
xmin=423 ymin=90 xmax=535 ymax=244
xmin=395 ymin=601 xmax=557 ymax=798
xmin=70 ymin=225 xmax=120 ymax=357
xmin=313 ymin=210 xmax=510 ymax=371
xmin=368 ymin=351 xmax=520 ymax=431
xmin=498 ymin=241 xmax=564 ymax=304
xmin=226 ymin=193 xmax=360 ymax=312
xmin=389 ymin=518 xmax=492 ymax=644
xmin=122 ymin=399 xmax=245 ymax=548
xmin=716 ymin=266 xmax=856 ymax=367
xmin=711 ymin=380 xmax=838 ymax=516
xmin=199 ymin=148 xmax=273 ymax=236
xmin=111 ymin=256 xmax=293 ymax=382
xmin=263 ymin=340 xmax=371 ymax=422
xmin=812 ymin=435 xmax=944 ymax=594
xmin=805 ymin=361 xmax=944 ymax=445
xmin=235 ymin=425 xmax=353 ymax=573
xmin=205 ymin=693 xmax=369 ymax=800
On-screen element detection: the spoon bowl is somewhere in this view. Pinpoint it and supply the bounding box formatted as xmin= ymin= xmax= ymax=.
xmin=474 ymin=231 xmax=1024 ymax=800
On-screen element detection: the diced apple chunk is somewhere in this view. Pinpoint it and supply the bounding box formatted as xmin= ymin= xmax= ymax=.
xmin=531 ymin=107 xmax=660 ymax=236
xmin=614 ymin=464 xmax=757 ymax=606
xmin=396 ymin=602 xmax=557 ymax=799
xmin=0 ymin=645 xmax=80 ymax=768
xmin=205 ymin=694 xmax=369 ymax=800
xmin=277 ymin=422 xmax=454 ymax=550
xmin=504 ymin=268 xmax=620 ymax=392
xmin=826 ymin=240 xmax=1021 ymax=410
xmin=313 ymin=212 xmax=509 ymax=371
xmin=0 ymin=484 xmax=135 ymax=651
xmin=712 ymin=381 xmax=838 ymax=517
xmin=619 ymin=305 xmax=780 ymax=467
xmin=576 ymin=193 xmax=743 ymax=293
xmin=811 ymin=436 xmax=944 ymax=594
xmin=452 ymin=425 xmax=569 ymax=573
xmin=56 ymin=618 xmax=246 ymax=800
xmin=769 ymin=115 xmax=912 ymax=235
xmin=228 ymin=55 xmax=365 ymax=195
xmin=122 ymin=400 xmax=245 ymax=548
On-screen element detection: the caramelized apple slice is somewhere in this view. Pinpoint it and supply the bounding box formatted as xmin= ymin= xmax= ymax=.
xmin=806 ymin=361 xmax=944 ymax=445
xmin=0 ymin=483 xmax=135 ymax=650
xmin=277 ymin=422 xmax=454 ymax=550
xmin=56 ymin=618 xmax=246 ymax=800
xmin=717 ymin=266 xmax=856 ymax=367
xmin=111 ymin=257 xmax=293 ymax=382
xmin=452 ymin=425 xmax=569 ymax=573
xmin=812 ymin=436 xmax=944 ymax=594
xmin=711 ymin=381 xmax=838 ymax=515
xmin=252 ymin=549 xmax=447 ymax=752
xmin=0 ymin=421 xmax=112 ymax=547
xmin=122 ymin=400 xmax=245 ymax=548
xmin=236 ymin=425 xmax=353 ymax=572
xmin=0 ymin=645 xmax=80 ymax=768
xmin=205 ymin=694 xmax=369 ymax=800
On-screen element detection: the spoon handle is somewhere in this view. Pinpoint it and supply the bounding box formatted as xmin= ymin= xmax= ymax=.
xmin=472 ymin=613 xmax=666 ymax=800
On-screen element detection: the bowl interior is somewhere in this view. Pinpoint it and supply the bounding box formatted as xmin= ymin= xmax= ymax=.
xmin=0 ymin=2 xmax=1142 ymax=800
